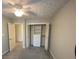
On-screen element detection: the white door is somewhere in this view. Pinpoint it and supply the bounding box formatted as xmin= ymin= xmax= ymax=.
xmin=33 ymin=34 xmax=41 ymax=47
xmin=8 ymin=23 xmax=16 ymax=51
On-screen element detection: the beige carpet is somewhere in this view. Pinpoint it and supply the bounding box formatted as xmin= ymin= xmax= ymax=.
xmin=3 ymin=47 xmax=53 ymax=59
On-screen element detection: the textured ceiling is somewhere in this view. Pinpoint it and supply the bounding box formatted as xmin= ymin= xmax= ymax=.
xmin=2 ymin=0 xmax=69 ymax=19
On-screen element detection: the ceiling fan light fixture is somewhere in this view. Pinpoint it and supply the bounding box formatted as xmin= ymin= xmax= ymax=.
xmin=14 ymin=9 xmax=24 ymax=17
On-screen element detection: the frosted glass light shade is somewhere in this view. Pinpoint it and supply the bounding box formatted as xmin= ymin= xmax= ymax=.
xmin=14 ymin=9 xmax=24 ymax=17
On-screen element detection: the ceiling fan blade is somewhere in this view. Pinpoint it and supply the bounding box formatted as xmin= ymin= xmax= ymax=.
xmin=24 ymin=11 xmax=37 ymax=16
xmin=3 ymin=0 xmax=15 ymax=8
xmin=7 ymin=0 xmax=15 ymax=5
xmin=7 ymin=0 xmax=20 ymax=5
xmin=28 ymin=11 xmax=37 ymax=15
xmin=22 ymin=5 xmax=31 ymax=9
xmin=7 ymin=0 xmax=22 ymax=8
xmin=3 ymin=8 xmax=14 ymax=13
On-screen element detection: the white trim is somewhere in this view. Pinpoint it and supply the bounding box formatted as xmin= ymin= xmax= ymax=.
xmin=26 ymin=23 xmax=50 ymax=25
xmin=49 ymin=50 xmax=56 ymax=59
xmin=45 ymin=24 xmax=50 ymax=50
xmin=2 ymin=49 xmax=9 ymax=55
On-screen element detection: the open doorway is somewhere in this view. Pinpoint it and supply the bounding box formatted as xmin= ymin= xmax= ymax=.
xmin=29 ymin=24 xmax=46 ymax=48
xmin=8 ymin=23 xmax=25 ymax=51
xmin=15 ymin=24 xmax=24 ymax=48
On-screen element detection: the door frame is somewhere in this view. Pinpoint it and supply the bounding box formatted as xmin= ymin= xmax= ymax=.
xmin=7 ymin=23 xmax=25 ymax=51
xmin=26 ymin=23 xmax=50 ymax=51
xmin=14 ymin=23 xmax=25 ymax=48
xmin=30 ymin=25 xmax=42 ymax=47
xmin=7 ymin=23 xmax=10 ymax=52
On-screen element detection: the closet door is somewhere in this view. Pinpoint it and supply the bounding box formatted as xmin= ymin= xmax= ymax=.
xmin=32 ymin=25 xmax=41 ymax=47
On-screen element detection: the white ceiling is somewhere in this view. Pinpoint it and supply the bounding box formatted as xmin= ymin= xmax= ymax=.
xmin=2 ymin=0 xmax=69 ymax=19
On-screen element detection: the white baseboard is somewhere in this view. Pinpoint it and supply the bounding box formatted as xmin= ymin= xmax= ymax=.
xmin=2 ymin=49 xmax=9 ymax=55
xmin=49 ymin=50 xmax=56 ymax=59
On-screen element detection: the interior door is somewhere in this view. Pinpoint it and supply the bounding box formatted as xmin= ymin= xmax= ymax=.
xmin=8 ymin=23 xmax=16 ymax=51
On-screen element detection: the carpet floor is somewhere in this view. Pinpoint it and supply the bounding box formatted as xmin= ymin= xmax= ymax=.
xmin=3 ymin=47 xmax=53 ymax=59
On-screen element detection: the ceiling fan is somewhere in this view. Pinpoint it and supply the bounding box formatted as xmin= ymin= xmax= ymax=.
xmin=3 ymin=0 xmax=37 ymax=17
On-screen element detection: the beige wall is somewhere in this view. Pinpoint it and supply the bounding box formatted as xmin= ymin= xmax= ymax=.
xmin=50 ymin=0 xmax=76 ymax=59
xmin=15 ymin=24 xmax=23 ymax=42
